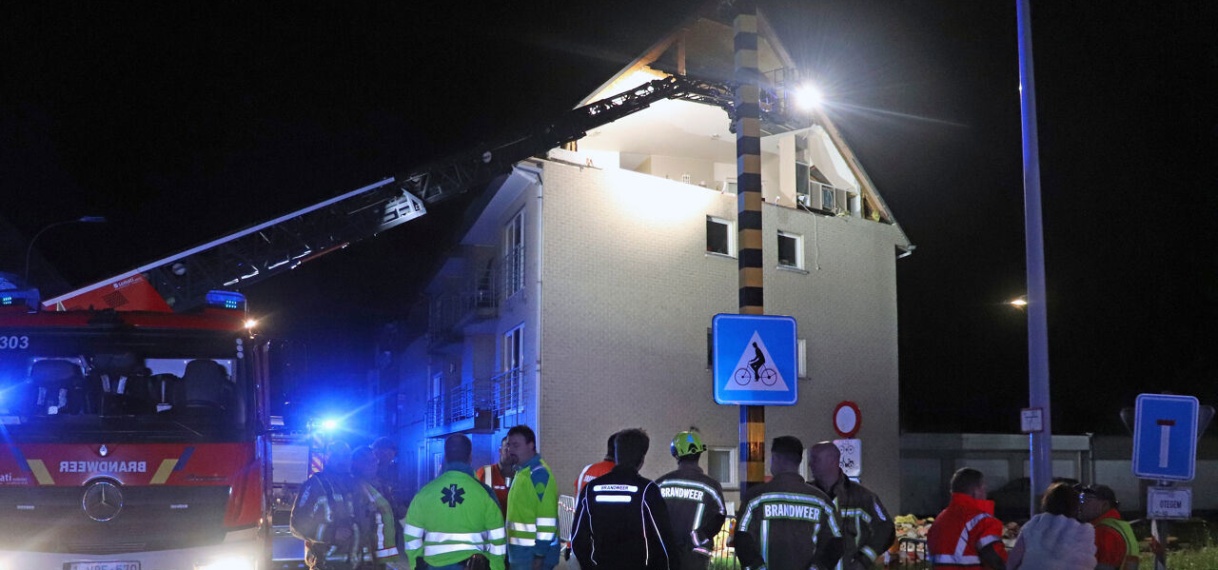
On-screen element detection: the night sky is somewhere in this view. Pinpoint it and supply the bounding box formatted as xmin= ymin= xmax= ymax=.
xmin=3 ymin=1 xmax=1216 ymax=435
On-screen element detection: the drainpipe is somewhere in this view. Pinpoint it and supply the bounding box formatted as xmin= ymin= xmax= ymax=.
xmin=515 ymin=163 xmax=544 ymax=448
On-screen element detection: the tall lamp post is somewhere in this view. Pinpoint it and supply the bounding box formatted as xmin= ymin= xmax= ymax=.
xmin=1016 ymin=0 xmax=1053 ymax=520
xmin=23 ymin=216 xmax=108 ymax=286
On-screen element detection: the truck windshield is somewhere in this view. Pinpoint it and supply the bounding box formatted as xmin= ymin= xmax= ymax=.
xmin=0 ymin=327 xmax=252 ymax=443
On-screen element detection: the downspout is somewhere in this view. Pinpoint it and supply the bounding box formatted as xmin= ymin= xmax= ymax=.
xmin=514 ymin=163 xmax=544 ymax=448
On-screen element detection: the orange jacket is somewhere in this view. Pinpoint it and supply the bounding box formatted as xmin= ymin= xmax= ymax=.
xmin=927 ymin=493 xmax=1007 ymax=569
xmin=574 ymin=459 xmax=614 ymax=496
xmin=475 ymin=463 xmax=512 ymax=518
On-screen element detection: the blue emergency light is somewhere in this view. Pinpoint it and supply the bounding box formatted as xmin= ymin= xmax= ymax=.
xmin=0 ymin=287 xmax=41 ymax=310
xmin=205 ymin=290 xmax=247 ymax=311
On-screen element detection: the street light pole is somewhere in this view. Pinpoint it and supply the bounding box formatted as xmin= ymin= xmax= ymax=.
xmin=1016 ymin=0 xmax=1053 ymax=519
xmin=23 ymin=216 xmax=108 ymax=286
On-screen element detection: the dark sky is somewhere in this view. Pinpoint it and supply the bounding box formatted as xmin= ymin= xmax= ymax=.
xmin=3 ymin=1 xmax=1217 ymax=435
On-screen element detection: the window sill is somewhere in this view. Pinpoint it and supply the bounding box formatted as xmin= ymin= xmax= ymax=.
xmin=705 ymin=251 xmax=737 ymax=260
xmin=777 ymin=265 xmax=809 ymax=275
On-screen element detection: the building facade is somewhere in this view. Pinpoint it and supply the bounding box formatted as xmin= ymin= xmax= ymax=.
xmin=389 ymin=7 xmax=913 ymax=512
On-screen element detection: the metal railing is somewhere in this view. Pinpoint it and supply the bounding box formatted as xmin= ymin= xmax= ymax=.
xmin=427 ymin=273 xmax=498 ymax=339
xmin=424 ymin=369 xmax=526 ymax=430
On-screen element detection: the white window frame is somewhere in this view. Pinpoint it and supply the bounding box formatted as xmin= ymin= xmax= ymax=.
xmin=706 ymin=216 xmax=735 ymax=257
xmin=707 ymin=445 xmax=740 ymax=489
xmin=777 ymin=230 xmax=804 ymax=269
xmin=504 ymin=209 xmax=525 ymax=298
xmin=502 ymin=324 xmax=524 ymax=373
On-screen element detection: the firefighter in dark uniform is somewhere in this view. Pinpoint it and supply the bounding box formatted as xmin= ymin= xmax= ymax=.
xmin=571 ymin=428 xmax=676 ymax=570
xmin=291 ymin=441 xmax=363 ymax=569
xmin=734 ymin=436 xmax=843 ymax=570
xmin=655 ymin=430 xmax=726 ymax=570
xmin=809 ymin=441 xmax=896 ymax=570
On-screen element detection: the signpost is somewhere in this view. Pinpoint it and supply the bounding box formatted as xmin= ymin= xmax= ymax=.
xmin=1133 ymin=394 xmax=1199 ymax=481
xmin=712 ymin=314 xmax=798 ymax=406
xmin=1130 ymin=394 xmax=1213 ymax=570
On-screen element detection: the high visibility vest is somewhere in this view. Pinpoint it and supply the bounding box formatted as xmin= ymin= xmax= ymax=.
xmin=1097 ymin=516 xmax=1139 ymax=570
xmin=357 ymin=480 xmax=401 ymax=563
xmin=505 ymin=455 xmax=559 ymax=559
xmin=574 ymin=459 xmax=614 ymax=497
xmin=404 ymin=466 xmax=507 ymax=570
xmin=477 ymin=463 xmax=512 ymax=517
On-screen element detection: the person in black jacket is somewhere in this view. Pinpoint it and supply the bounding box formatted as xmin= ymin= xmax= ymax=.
xmin=571 ymin=428 xmax=675 ymax=570
xmin=734 ymin=436 xmax=843 ymax=570
xmin=656 ymin=429 xmax=726 ymax=570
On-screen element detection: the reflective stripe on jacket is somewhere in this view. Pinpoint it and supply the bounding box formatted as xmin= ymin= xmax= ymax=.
xmin=655 ymin=463 xmax=726 ymax=567
xmin=404 ymin=463 xmax=507 ymax=570
xmin=505 ymin=454 xmax=560 ymax=562
xmin=822 ymin=471 xmax=896 ymax=567
xmin=357 ymin=480 xmax=401 ymax=562
xmin=926 ymin=493 xmax=1006 ymax=569
xmin=733 ymin=472 xmax=844 ymax=570
xmin=476 ymin=463 xmax=512 ymax=518
xmin=289 ymin=470 xmax=362 ymax=569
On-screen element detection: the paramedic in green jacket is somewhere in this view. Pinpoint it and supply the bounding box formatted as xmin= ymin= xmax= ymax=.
xmin=403 ymin=434 xmax=507 ymax=570
xmin=505 ymin=425 xmax=560 ymax=569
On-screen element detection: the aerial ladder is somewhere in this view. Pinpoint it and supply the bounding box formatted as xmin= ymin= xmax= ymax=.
xmin=41 ymin=74 xmax=785 ymax=312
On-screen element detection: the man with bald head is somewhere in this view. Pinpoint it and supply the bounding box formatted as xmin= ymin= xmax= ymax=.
xmin=809 ymin=441 xmax=895 ymax=570
xmin=404 ymin=435 xmax=507 ymax=569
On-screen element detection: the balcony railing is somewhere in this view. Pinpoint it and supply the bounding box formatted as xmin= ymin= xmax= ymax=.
xmin=424 ymin=368 xmax=526 ymax=432
xmin=428 ymin=272 xmax=498 ymax=340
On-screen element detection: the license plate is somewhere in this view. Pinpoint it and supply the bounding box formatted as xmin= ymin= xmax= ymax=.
xmin=66 ymin=562 xmax=141 ymax=570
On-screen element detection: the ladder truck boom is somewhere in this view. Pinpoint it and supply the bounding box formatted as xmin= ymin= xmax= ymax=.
xmin=44 ymin=74 xmax=770 ymax=312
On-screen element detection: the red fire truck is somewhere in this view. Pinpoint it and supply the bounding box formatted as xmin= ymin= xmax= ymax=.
xmin=0 ymin=283 xmax=271 ymax=570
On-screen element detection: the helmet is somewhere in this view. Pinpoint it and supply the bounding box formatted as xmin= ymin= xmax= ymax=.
xmin=670 ymin=431 xmax=707 ymax=458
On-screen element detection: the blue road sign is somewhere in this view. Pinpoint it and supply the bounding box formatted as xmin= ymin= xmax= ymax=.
xmin=1133 ymin=394 xmax=1199 ymax=481
xmin=712 ymin=314 xmax=798 ymax=406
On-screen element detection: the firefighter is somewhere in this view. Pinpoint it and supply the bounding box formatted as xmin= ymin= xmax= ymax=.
xmin=476 ymin=436 xmax=516 ymax=519
xmin=655 ymin=429 xmax=726 ymax=570
xmin=291 ymin=441 xmax=363 ymax=570
xmin=351 ymin=446 xmax=403 ymax=569
xmin=565 ymin=432 xmax=618 ymax=568
xmin=808 ymin=441 xmax=895 ymax=570
xmin=733 ymin=436 xmax=843 ymax=570
xmin=570 ymin=428 xmax=675 ymax=570
xmin=505 ymin=424 xmax=560 ymax=570
xmin=926 ymin=467 xmax=1007 ymax=570
xmin=403 ymin=434 xmax=507 ymax=570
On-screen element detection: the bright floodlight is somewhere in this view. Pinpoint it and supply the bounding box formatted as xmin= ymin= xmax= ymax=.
xmin=319 ymin=418 xmax=341 ymax=432
xmin=244 ymin=318 xmax=258 ymax=329
xmin=794 ymin=84 xmax=824 ymax=110
xmin=1009 ymin=297 xmax=1028 ymax=308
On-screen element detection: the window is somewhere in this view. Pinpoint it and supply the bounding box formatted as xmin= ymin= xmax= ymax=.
xmin=777 ymin=231 xmax=803 ymax=269
xmin=720 ymin=179 xmax=738 ymax=195
xmin=502 ymin=324 xmax=524 ymax=373
xmin=706 ymin=216 xmax=734 ymax=256
xmin=707 ymin=446 xmax=739 ymax=489
xmin=504 ymin=209 xmax=525 ymax=298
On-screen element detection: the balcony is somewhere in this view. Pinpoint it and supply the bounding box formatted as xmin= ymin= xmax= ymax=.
xmin=427 ymin=272 xmax=498 ymax=345
xmin=425 ymin=369 xmax=526 ymax=437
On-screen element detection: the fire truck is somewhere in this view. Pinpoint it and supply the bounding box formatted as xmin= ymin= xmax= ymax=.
xmin=0 ymin=73 xmax=788 ymax=569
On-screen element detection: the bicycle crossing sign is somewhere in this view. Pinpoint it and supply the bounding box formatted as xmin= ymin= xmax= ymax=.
xmin=712 ymin=314 xmax=798 ymax=406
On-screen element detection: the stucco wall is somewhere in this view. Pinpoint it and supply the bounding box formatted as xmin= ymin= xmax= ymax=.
xmin=536 ymin=160 xmax=905 ymax=507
